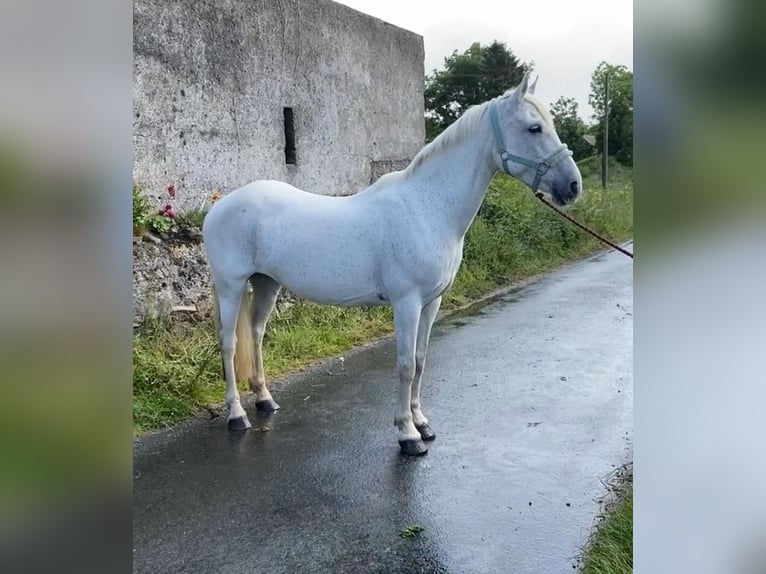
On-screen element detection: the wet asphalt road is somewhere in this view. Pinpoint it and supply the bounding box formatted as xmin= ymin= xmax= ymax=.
xmin=133 ymin=246 xmax=633 ymax=574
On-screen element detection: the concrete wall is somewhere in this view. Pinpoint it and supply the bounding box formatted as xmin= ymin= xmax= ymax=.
xmin=133 ymin=239 xmax=212 ymax=321
xmin=133 ymin=0 xmax=425 ymax=211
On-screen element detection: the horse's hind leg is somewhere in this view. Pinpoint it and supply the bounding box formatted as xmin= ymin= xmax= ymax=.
xmin=248 ymin=274 xmax=282 ymax=412
xmin=411 ymin=296 xmax=442 ymax=442
xmin=216 ymin=281 xmax=251 ymax=430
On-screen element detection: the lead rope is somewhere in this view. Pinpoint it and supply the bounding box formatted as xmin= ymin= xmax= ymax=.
xmin=533 ymin=192 xmax=634 ymax=259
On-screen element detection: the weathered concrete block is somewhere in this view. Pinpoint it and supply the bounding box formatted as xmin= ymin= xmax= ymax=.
xmin=133 ymin=0 xmax=424 ymax=209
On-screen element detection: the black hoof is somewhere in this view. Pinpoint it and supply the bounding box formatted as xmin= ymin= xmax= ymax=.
xmin=399 ymin=439 xmax=429 ymax=456
xmin=416 ymin=423 xmax=436 ymax=441
xmin=255 ymin=399 xmax=280 ymax=412
xmin=227 ymin=415 xmax=251 ymax=431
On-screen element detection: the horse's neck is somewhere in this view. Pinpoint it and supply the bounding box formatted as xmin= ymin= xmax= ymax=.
xmin=406 ymin=127 xmax=497 ymax=241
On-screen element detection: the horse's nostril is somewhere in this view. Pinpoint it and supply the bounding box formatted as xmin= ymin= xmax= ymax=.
xmin=570 ymin=181 xmax=579 ymax=196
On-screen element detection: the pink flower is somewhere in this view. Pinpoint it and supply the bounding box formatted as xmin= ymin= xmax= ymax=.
xmin=167 ymin=184 xmax=176 ymax=198
xmin=159 ymin=204 xmax=176 ymax=219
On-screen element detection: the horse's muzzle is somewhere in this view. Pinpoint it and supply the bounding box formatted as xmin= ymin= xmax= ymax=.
xmin=552 ymin=180 xmax=579 ymax=206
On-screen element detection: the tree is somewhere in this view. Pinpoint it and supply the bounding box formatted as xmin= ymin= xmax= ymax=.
xmin=589 ymin=62 xmax=633 ymax=166
xmin=425 ymin=41 xmax=532 ymax=141
xmin=549 ymin=96 xmax=593 ymax=161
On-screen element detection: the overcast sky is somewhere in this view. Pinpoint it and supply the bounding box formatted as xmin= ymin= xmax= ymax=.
xmin=335 ymin=0 xmax=633 ymax=121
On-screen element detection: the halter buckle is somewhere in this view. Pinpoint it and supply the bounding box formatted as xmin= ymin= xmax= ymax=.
xmin=536 ymin=161 xmax=550 ymax=176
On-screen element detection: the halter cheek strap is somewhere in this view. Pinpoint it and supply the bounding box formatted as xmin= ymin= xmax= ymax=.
xmin=488 ymin=100 xmax=572 ymax=193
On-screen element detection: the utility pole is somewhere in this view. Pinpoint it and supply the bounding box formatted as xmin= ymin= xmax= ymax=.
xmin=602 ymin=71 xmax=609 ymax=190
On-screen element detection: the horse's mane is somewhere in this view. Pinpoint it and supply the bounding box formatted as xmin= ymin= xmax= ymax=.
xmin=404 ymin=102 xmax=491 ymax=176
xmin=364 ymin=90 xmax=553 ymax=194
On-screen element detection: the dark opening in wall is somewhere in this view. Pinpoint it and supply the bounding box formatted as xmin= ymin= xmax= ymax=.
xmin=283 ymin=107 xmax=296 ymax=165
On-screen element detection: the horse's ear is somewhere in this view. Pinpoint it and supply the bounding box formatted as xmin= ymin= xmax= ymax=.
xmin=514 ymin=72 xmax=531 ymax=101
xmin=528 ymin=75 xmax=539 ymax=95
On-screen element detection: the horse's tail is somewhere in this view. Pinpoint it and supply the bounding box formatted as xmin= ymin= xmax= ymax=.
xmin=212 ymin=283 xmax=255 ymax=383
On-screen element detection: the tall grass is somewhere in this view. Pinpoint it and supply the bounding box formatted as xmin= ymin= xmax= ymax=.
xmin=581 ymin=485 xmax=633 ymax=574
xmin=446 ymin=164 xmax=632 ymax=305
xmin=133 ymin=168 xmax=632 ymax=433
xmin=132 ymin=305 xmax=394 ymax=434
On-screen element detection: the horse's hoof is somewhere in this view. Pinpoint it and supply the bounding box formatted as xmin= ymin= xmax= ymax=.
xmin=227 ymin=415 xmax=252 ymax=431
xmin=416 ymin=423 xmax=436 ymax=442
xmin=399 ymin=439 xmax=429 ymax=456
xmin=255 ymin=399 xmax=280 ymax=412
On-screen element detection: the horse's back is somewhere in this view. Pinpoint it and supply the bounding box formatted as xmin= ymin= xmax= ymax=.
xmin=205 ymin=180 xmax=340 ymax=236
xmin=203 ymin=180 xmax=391 ymax=302
xmin=210 ymin=179 xmax=318 ymax=212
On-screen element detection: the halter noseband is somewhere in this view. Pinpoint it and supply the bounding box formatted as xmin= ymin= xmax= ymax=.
xmin=488 ymin=100 xmax=572 ymax=193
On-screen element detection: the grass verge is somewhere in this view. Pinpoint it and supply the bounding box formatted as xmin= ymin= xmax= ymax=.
xmin=580 ymin=464 xmax=633 ymax=573
xmin=133 ymin=166 xmax=633 ymax=435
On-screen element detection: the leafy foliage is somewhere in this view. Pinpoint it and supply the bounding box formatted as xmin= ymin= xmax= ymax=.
xmin=133 ymin=184 xmax=152 ymax=234
xmin=133 ymin=183 xmax=175 ymax=235
xmin=549 ymin=96 xmax=593 ymax=161
xmin=148 ymin=214 xmax=173 ymax=234
xmin=589 ymin=62 xmax=634 ymax=166
xmin=425 ymin=41 xmax=531 ymax=141
xmin=133 ymin=182 xmax=212 ymax=238
xmin=175 ymin=208 xmax=207 ymax=232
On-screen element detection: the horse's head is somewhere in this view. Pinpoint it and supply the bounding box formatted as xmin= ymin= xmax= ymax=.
xmin=489 ymin=73 xmax=582 ymax=206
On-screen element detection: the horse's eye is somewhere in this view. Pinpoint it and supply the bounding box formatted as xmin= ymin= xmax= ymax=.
xmin=528 ymin=125 xmax=542 ymax=134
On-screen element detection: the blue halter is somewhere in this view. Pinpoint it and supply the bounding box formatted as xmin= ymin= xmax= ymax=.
xmin=488 ymin=100 xmax=572 ymax=193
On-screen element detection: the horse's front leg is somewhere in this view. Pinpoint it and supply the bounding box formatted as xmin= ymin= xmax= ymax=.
xmin=411 ymin=296 xmax=442 ymax=442
xmin=393 ymin=296 xmax=428 ymax=456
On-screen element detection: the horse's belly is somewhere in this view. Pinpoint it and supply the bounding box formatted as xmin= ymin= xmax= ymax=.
xmin=260 ymin=246 xmax=385 ymax=307
xmin=279 ymin=277 xmax=386 ymax=307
